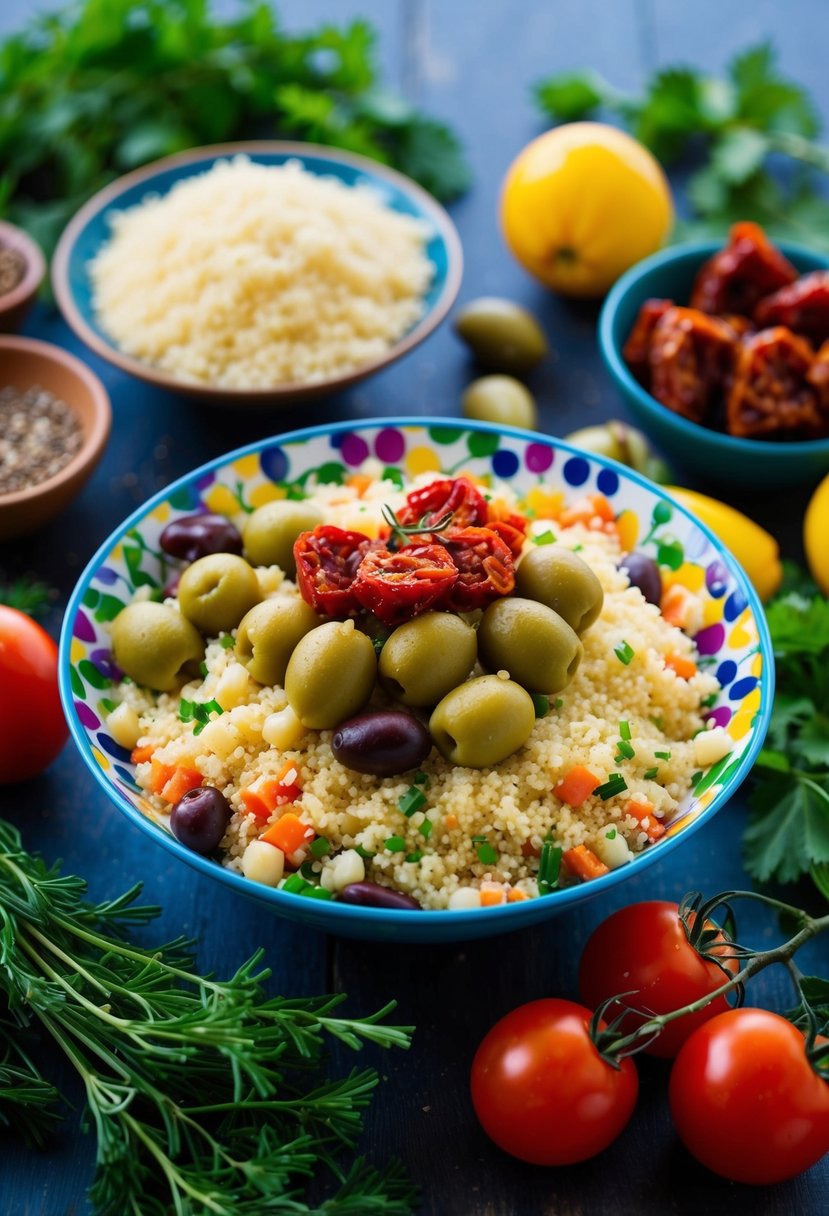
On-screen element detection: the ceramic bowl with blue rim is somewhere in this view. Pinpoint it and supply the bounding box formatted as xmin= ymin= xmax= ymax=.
xmin=51 ymin=142 xmax=463 ymax=405
xmin=59 ymin=419 xmax=773 ymax=943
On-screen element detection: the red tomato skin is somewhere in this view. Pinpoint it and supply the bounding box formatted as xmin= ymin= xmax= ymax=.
xmin=470 ymin=998 xmax=638 ymax=1166
xmin=669 ymin=1009 xmax=829 ymax=1185
xmin=578 ymin=900 xmax=735 ymax=1057
xmin=0 ymin=606 xmax=68 ymax=783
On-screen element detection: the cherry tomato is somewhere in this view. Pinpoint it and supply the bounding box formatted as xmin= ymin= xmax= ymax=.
xmin=487 ymin=518 xmax=527 ymax=559
xmin=442 ymin=526 xmax=515 ymax=611
xmin=293 ymin=525 xmax=372 ymax=618
xmin=352 ymin=542 xmax=458 ymax=626
xmin=397 ymin=476 xmax=489 ymax=529
xmin=0 ymin=606 xmax=68 ymax=783
xmin=470 ymin=998 xmax=639 ymax=1166
xmin=578 ymin=900 xmax=737 ymax=1058
xmin=669 ymin=1009 xmax=829 ymax=1184
xmin=690 ymin=220 xmax=797 ymax=316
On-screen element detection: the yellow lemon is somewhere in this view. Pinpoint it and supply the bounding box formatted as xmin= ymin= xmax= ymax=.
xmin=666 ymin=486 xmax=782 ymax=603
xmin=804 ymin=472 xmax=829 ymax=595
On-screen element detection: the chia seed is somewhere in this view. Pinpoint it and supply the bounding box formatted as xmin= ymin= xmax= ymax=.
xmin=0 ymin=385 xmax=84 ymax=495
xmin=0 ymin=244 xmax=26 ymax=296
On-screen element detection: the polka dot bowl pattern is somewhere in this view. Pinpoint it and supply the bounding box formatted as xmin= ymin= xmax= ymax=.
xmin=59 ymin=419 xmax=774 ymax=943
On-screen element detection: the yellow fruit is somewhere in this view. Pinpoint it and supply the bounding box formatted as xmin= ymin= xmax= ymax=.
xmin=500 ymin=122 xmax=673 ymax=298
xmin=804 ymin=472 xmax=829 ymax=595
xmin=665 ymin=486 xmax=782 ymax=603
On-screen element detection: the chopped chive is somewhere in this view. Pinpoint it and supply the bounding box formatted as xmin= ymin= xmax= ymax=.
xmin=655 ymin=750 xmax=672 ymax=760
xmin=537 ymin=838 xmax=562 ymax=896
xmin=553 ymin=697 xmax=564 ymax=710
xmin=616 ymin=740 xmax=635 ymax=760
xmin=309 ymin=837 xmax=330 ymax=859
xmin=531 ymin=693 xmax=550 ymax=718
xmin=533 ymin=529 xmax=556 ymax=545
xmin=405 ymin=851 xmax=423 ymax=863
xmin=199 ymin=661 xmax=209 ymax=678
xmin=471 ymin=834 xmax=488 ymax=843
xmin=413 ymin=770 xmax=430 ymax=786
xmin=644 ymin=767 xmax=659 ymax=780
xmin=304 ymin=887 xmax=332 ymax=900
xmin=604 ymin=827 xmax=617 ymax=840
xmin=300 ymin=860 xmax=318 ymax=881
xmin=691 ymin=770 xmax=703 ymax=789
xmin=178 ymin=698 xmax=195 ymax=723
xmin=571 ymin=543 xmax=583 ymax=552
xmin=420 ymin=818 xmax=434 ymax=840
xmin=649 ymin=714 xmax=664 ymax=731
xmin=701 ymin=692 xmax=718 ymax=708
xmin=372 ymin=636 xmax=386 ymax=656
xmin=100 ymin=697 xmax=119 ymax=714
xmin=398 ymin=786 xmax=427 ymax=817
xmin=219 ymin=633 xmax=234 ymax=649
xmin=282 ymin=873 xmax=309 ymax=895
xmin=476 ymin=842 xmax=498 ymax=866
xmin=385 ymin=835 xmax=406 ymax=853
xmin=614 ymin=640 xmax=635 ymax=665
xmin=355 ymin=845 xmax=376 ymax=860
xmin=595 ymin=774 xmax=628 ymax=799
xmin=619 ymin=720 xmax=631 ymax=741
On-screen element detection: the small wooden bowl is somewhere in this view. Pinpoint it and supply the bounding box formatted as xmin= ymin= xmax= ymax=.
xmin=0 ymin=220 xmax=46 ymax=333
xmin=0 ymin=336 xmax=112 ymax=540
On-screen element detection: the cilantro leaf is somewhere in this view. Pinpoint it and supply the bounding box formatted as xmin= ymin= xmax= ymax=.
xmin=744 ymin=774 xmax=829 ymax=885
xmin=533 ymin=71 xmax=610 ymax=122
xmin=765 ymin=592 xmax=829 ymax=657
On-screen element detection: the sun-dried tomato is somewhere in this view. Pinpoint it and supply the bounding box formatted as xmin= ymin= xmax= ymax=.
xmin=294 ymin=525 xmax=373 ymax=618
xmin=754 ymin=271 xmax=829 ymax=345
xmin=807 ymin=340 xmax=829 ymax=411
xmin=726 ymin=327 xmax=829 ymax=440
xmin=690 ymin=222 xmax=797 ymax=317
xmin=622 ymin=298 xmax=672 ymax=384
xmin=351 ymin=543 xmax=459 ymax=626
xmin=648 ymin=307 xmax=737 ymax=425
xmin=487 ymin=518 xmax=527 ymax=559
xmin=442 ymin=526 xmax=516 ymax=612
xmin=397 ymin=476 xmax=489 ymax=529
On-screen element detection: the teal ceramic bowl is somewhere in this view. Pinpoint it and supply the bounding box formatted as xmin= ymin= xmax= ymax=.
xmin=59 ymin=419 xmax=773 ymax=943
xmin=599 ymin=240 xmax=829 ymax=488
xmin=52 ymin=142 xmax=462 ymax=404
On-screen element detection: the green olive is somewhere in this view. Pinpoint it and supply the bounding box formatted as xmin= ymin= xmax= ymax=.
xmin=378 ymin=612 xmax=477 ymax=707
xmin=111 ymin=602 xmax=204 ymax=691
xmin=454 ymin=297 xmax=548 ymax=374
xmin=515 ymin=546 xmax=604 ymax=634
xmin=178 ymin=553 xmax=261 ymax=635
xmin=429 ymin=675 xmax=536 ymax=767
xmin=235 ymin=597 xmax=320 ymax=687
xmin=478 ymin=596 xmax=582 ymax=694
xmin=285 ymin=620 xmax=377 ymax=729
xmin=242 ymin=500 xmax=324 ymax=575
xmin=462 ymin=375 xmax=538 ymax=430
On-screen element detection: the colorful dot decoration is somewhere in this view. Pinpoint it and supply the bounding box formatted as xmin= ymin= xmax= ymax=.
xmin=65 ymin=423 xmax=770 ymax=873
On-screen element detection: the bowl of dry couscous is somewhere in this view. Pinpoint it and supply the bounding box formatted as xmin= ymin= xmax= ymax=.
xmin=52 ymin=143 xmax=462 ymax=404
xmin=59 ymin=419 xmax=773 ymax=942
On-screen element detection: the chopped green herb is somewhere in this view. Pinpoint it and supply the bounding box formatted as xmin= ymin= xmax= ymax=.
xmin=537 ymin=838 xmax=562 ymax=895
xmin=398 ymin=787 xmax=427 ymax=818
xmin=531 ymin=693 xmax=550 ymax=718
xmin=372 ymin=636 xmax=386 ymax=656
xmin=219 ymin=633 xmax=234 ymax=650
xmin=355 ymin=845 xmax=376 ymax=860
xmin=655 ymin=750 xmax=672 ymax=760
xmin=309 ymin=837 xmax=330 ymax=860
xmin=691 ymin=770 xmax=704 ymax=789
xmin=701 ymin=692 xmax=719 ymax=708
xmin=385 ymin=836 xmax=406 ymax=854
xmin=471 ymin=834 xmax=488 ymax=843
xmin=595 ymin=774 xmax=628 ymax=800
xmin=554 ymin=698 xmax=564 ymax=710
xmin=419 ymin=818 xmax=434 ymax=840
xmin=179 ymin=697 xmax=224 ymax=736
xmin=282 ymin=873 xmax=310 ymax=895
xmin=644 ymin=767 xmax=660 ymax=781
xmin=614 ymin=640 xmax=635 ymax=665
xmin=413 ymin=770 xmax=430 ymax=786
xmin=649 ymin=714 xmax=665 ymax=731
xmin=616 ymin=740 xmax=635 ymax=760
xmin=405 ymin=851 xmax=423 ymax=864
xmin=300 ymin=860 xmax=318 ymax=882
xmin=533 ymin=530 xmax=557 ymax=545
xmin=604 ymin=827 xmax=617 ymax=840
xmin=199 ymin=661 xmax=209 ymax=678
xmin=619 ymin=720 xmax=631 ymax=741
xmin=476 ymin=842 xmax=498 ymax=866
xmin=571 ymin=543 xmax=584 ymax=553
xmin=100 ymin=698 xmax=119 ymax=715
xmin=303 ymin=887 xmax=333 ymax=900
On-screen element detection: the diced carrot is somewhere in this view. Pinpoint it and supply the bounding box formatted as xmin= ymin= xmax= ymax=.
xmin=562 ymin=844 xmax=610 ymax=882
xmin=240 ymin=786 xmax=272 ymax=823
xmin=554 ymin=765 xmax=601 ymax=807
xmin=480 ymin=882 xmax=507 ymax=907
xmin=347 ymin=472 xmax=373 ymax=497
xmin=625 ymin=799 xmax=666 ymax=842
xmin=665 ymin=653 xmax=697 ymax=680
xmin=149 ymin=758 xmax=176 ymax=795
xmin=130 ymin=744 xmax=155 ymax=765
xmin=507 ymin=887 xmax=529 ymax=903
xmin=444 ymin=813 xmax=459 ymax=830
xmin=161 ymin=766 xmax=203 ymax=805
xmin=261 ymin=812 xmax=313 ymax=855
xmin=240 ymin=765 xmax=303 ymax=823
xmin=660 ymin=583 xmax=694 ymax=628
xmin=560 ymin=493 xmax=615 ymax=528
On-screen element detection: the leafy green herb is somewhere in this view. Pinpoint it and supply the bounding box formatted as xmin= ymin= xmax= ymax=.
xmin=405 ymin=851 xmax=422 ymax=864
xmin=744 ymin=574 xmax=829 ymax=898
xmin=654 ymin=750 xmax=672 ymax=761
xmin=219 ymin=633 xmax=235 ymax=650
xmin=0 ymin=0 xmax=470 ymax=256
xmin=532 ymin=530 xmax=556 ymax=546
xmin=0 ymin=578 xmax=54 ymax=618
xmin=534 ymin=42 xmax=829 ymax=250
xmin=644 ymin=766 xmax=660 ymax=781
xmin=475 ymin=842 xmax=498 ymax=866
xmin=309 ymin=836 xmax=331 ymax=859
xmin=614 ymin=640 xmax=635 ymax=666
xmin=398 ymin=787 xmax=427 ymax=818
xmin=0 ymin=820 xmax=414 ymax=1214
xmin=385 ymin=835 xmax=407 ymax=854
xmin=615 ymin=741 xmax=635 ymax=761
xmin=178 ymin=696 xmax=223 ymax=735
xmin=619 ymin=720 xmax=631 ymax=741
xmin=282 ymin=871 xmax=310 ymax=894
xmin=413 ymin=770 xmax=430 ymax=786
xmin=595 ymin=774 xmax=628 ymax=800
xmin=355 ymin=844 xmax=376 ymax=860
xmin=531 ymin=693 xmax=550 ymax=718
xmin=537 ymin=838 xmax=562 ymax=896
xmin=419 ymin=818 xmax=434 ymax=840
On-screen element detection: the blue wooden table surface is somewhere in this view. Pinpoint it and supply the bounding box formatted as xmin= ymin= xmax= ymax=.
xmin=1 ymin=2 xmax=828 ymax=1213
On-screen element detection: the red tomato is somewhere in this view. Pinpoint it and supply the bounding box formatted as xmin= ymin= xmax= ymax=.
xmin=397 ymin=476 xmax=489 ymax=529
xmin=293 ymin=525 xmax=372 ymax=618
xmin=669 ymin=1009 xmax=829 ymax=1184
xmin=0 ymin=606 xmax=68 ymax=783
xmin=487 ymin=517 xmax=527 ymax=559
xmin=578 ymin=900 xmax=737 ymax=1058
xmin=470 ymin=998 xmax=638 ymax=1165
xmin=443 ymin=526 xmax=515 ymax=611
xmin=352 ymin=542 xmax=458 ymax=626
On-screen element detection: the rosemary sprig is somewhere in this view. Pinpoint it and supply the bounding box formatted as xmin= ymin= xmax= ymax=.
xmin=0 ymin=819 xmax=415 ymax=1215
xmin=381 ymin=504 xmax=454 ymax=550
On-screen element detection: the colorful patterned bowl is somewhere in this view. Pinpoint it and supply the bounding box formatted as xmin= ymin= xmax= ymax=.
xmin=59 ymin=420 xmax=773 ymax=942
xmin=52 ymin=142 xmax=463 ymax=405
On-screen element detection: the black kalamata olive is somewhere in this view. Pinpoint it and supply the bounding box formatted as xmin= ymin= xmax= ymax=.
xmin=170 ymin=785 xmax=232 ymax=855
xmin=331 ymin=710 xmax=431 ymax=777
xmin=160 ymin=513 xmax=243 ymax=563
xmin=339 ymin=881 xmax=421 ymax=910
xmin=618 ymin=551 xmax=662 ymax=606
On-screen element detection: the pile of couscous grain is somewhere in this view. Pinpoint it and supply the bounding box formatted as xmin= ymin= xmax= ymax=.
xmin=117 ymin=475 xmax=725 ymax=910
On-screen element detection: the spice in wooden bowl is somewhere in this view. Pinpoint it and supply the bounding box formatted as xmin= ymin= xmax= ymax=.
xmin=0 ymin=384 xmax=84 ymax=495
xmin=0 ymin=244 xmax=27 ymax=297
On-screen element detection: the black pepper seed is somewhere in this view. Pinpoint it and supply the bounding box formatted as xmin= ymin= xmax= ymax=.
xmin=0 ymin=385 xmax=84 ymax=495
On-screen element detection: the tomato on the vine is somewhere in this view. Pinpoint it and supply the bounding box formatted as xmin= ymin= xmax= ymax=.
xmin=293 ymin=525 xmax=372 ymax=618
xmin=352 ymin=542 xmax=458 ymax=626
xmin=578 ymin=900 xmax=737 ymax=1057
xmin=669 ymin=1009 xmax=829 ymax=1185
xmin=397 ymin=476 xmax=489 ymax=529
xmin=0 ymin=606 xmax=68 ymax=783
xmin=470 ymin=998 xmax=638 ymax=1166
xmin=443 ymin=526 xmax=515 ymax=611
